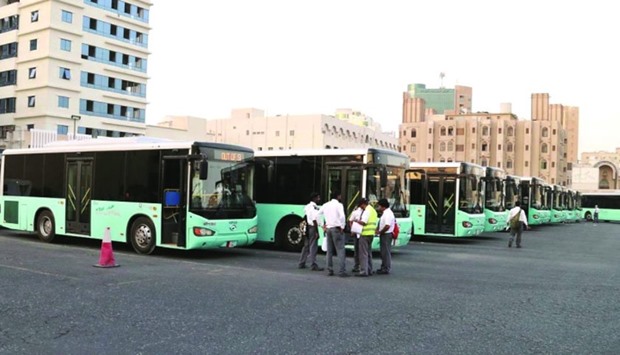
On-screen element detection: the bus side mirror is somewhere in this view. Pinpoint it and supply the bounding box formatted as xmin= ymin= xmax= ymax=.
xmin=199 ymin=161 xmax=208 ymax=180
xmin=380 ymin=169 xmax=388 ymax=188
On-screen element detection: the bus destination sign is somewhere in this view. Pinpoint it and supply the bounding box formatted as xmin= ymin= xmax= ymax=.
xmin=216 ymin=150 xmax=245 ymax=161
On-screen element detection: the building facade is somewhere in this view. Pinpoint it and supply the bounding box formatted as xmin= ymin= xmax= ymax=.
xmin=147 ymin=108 xmax=399 ymax=151
xmin=0 ymin=0 xmax=151 ymax=148
xmin=403 ymin=83 xmax=473 ymax=119
xmin=400 ymin=86 xmax=579 ymax=187
xmin=571 ymin=148 xmax=620 ymax=191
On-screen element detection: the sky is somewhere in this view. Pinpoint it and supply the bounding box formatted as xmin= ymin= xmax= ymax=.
xmin=146 ymin=0 xmax=620 ymax=154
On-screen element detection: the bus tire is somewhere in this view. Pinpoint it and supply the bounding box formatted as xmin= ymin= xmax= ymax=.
xmin=36 ymin=210 xmax=56 ymax=243
xmin=277 ymin=218 xmax=304 ymax=252
xmin=129 ymin=217 xmax=156 ymax=255
xmin=585 ymin=212 xmax=592 ymax=222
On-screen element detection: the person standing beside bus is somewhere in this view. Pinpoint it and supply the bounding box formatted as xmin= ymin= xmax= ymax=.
xmin=351 ymin=198 xmax=377 ymax=277
xmin=348 ymin=201 xmax=364 ymax=274
xmin=593 ymin=205 xmax=600 ymax=225
xmin=318 ymin=191 xmax=348 ymax=277
xmin=298 ymin=192 xmax=323 ymax=271
xmin=508 ymin=201 xmax=529 ymax=248
xmin=376 ymin=199 xmax=395 ymax=275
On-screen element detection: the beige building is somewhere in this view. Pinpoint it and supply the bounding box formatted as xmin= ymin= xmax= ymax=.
xmin=571 ymin=148 xmax=620 ymax=191
xmin=147 ymin=108 xmax=399 ymax=151
xmin=0 ymin=0 xmax=151 ymax=148
xmin=400 ymin=89 xmax=580 ymax=187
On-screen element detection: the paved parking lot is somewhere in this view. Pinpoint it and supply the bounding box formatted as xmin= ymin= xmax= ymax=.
xmin=1 ymin=222 xmax=619 ymax=354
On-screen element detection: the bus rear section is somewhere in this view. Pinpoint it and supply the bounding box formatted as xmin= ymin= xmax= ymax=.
xmin=409 ymin=162 xmax=485 ymax=238
xmin=0 ymin=139 xmax=257 ymax=254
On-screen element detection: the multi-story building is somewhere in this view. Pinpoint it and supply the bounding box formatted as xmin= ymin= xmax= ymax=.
xmin=0 ymin=0 xmax=151 ymax=148
xmin=147 ymin=108 xmax=399 ymax=151
xmin=400 ymin=86 xmax=579 ymax=187
xmin=571 ymin=148 xmax=620 ymax=191
xmin=403 ymin=83 xmax=472 ymax=118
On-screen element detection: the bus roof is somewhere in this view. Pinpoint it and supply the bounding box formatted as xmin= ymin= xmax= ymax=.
xmin=1 ymin=137 xmax=253 ymax=155
xmin=255 ymin=147 xmax=406 ymax=158
xmin=581 ymin=191 xmax=620 ymax=196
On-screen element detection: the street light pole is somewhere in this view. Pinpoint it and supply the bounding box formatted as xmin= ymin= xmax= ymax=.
xmin=71 ymin=115 xmax=81 ymax=140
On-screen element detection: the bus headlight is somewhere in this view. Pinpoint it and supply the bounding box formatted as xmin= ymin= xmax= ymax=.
xmin=194 ymin=227 xmax=215 ymax=237
xmin=247 ymin=225 xmax=258 ymax=234
xmin=488 ymin=218 xmax=497 ymax=224
xmin=533 ymin=214 xmax=539 ymax=219
xmin=462 ymin=221 xmax=472 ymax=228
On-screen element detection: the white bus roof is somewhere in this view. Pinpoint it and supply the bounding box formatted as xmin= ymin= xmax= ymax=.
xmin=255 ymin=148 xmax=406 ymax=158
xmin=409 ymin=161 xmax=484 ymax=169
xmin=2 ymin=137 xmax=198 ymax=155
xmin=581 ymin=191 xmax=620 ymax=196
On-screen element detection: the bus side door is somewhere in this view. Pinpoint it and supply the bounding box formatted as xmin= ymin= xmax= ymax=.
xmin=66 ymin=159 xmax=93 ymax=235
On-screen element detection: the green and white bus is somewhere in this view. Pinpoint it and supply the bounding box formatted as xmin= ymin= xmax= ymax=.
xmin=550 ymin=185 xmax=566 ymax=224
xmin=504 ymin=175 xmax=521 ymax=211
xmin=253 ymin=148 xmax=412 ymax=251
xmin=519 ymin=176 xmax=550 ymax=225
xmin=581 ymin=192 xmax=620 ymax=222
xmin=408 ymin=162 xmax=485 ymax=237
xmin=564 ymin=189 xmax=577 ymax=223
xmin=483 ymin=167 xmax=508 ymax=232
xmin=0 ymin=138 xmax=258 ymax=254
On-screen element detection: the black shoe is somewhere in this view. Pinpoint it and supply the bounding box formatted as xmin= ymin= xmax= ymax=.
xmin=516 ymin=245 xmax=522 ymax=248
xmin=298 ymin=264 xmax=306 ymax=269
xmin=311 ymin=265 xmax=324 ymax=271
xmin=376 ymin=269 xmax=389 ymax=275
xmin=327 ymin=270 xmax=334 ymax=276
xmin=338 ymin=273 xmax=350 ymax=278
xmin=508 ymin=243 xmax=512 ymax=248
xmin=354 ymin=273 xmax=368 ymax=277
xmin=352 ymin=268 xmax=360 ymax=273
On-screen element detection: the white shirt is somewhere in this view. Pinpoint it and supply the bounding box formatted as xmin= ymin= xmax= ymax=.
xmin=349 ymin=207 xmax=363 ymax=222
xmin=594 ymin=207 xmax=600 ymax=214
xmin=304 ymin=201 xmax=319 ymax=225
xmin=318 ymin=199 xmax=346 ymax=229
xmin=378 ymin=207 xmax=395 ymax=234
xmin=508 ymin=206 xmax=528 ymax=227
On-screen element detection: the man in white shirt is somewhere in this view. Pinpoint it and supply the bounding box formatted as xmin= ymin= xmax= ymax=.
xmin=508 ymin=201 xmax=529 ymax=248
xmin=376 ymin=198 xmax=395 ymax=275
xmin=348 ymin=202 xmax=364 ymax=273
xmin=298 ymin=192 xmax=324 ymax=271
xmin=317 ymin=191 xmax=348 ymax=277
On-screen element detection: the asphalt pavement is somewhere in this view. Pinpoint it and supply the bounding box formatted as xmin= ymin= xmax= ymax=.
xmin=1 ymin=222 xmax=619 ymax=354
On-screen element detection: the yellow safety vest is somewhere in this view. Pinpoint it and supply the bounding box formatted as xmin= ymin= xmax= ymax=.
xmin=361 ymin=206 xmax=378 ymax=236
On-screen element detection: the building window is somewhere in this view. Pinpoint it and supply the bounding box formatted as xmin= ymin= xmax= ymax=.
xmin=62 ymin=10 xmax=73 ymax=23
xmin=481 ymin=143 xmax=488 ymax=151
xmin=457 ymin=128 xmax=464 ymax=135
xmin=525 ymin=161 xmax=529 ymax=167
xmin=447 ymin=141 xmax=454 ymax=151
xmin=58 ymin=96 xmax=69 ymax=108
xmin=411 ymin=129 xmax=416 ymax=138
xmin=525 ymin=145 xmax=529 ymax=151
xmin=507 ymin=142 xmax=513 ymax=152
xmin=481 ymin=159 xmax=488 ymax=167
xmin=542 ymin=127 xmax=549 ymax=137
xmin=428 ymin=144 xmax=432 ymax=149
xmin=440 ymin=127 xmax=446 ymax=136
xmin=507 ymin=126 xmax=514 ymax=136
xmin=498 ymin=144 xmax=502 ymax=150
xmin=246 ymin=130 xmax=249 ymax=136
xmin=472 ymin=143 xmax=475 ymax=149
xmin=31 ymin=10 xmax=39 ymax=23
xmin=428 ymin=128 xmax=432 ymax=134
xmin=552 ymin=145 xmax=556 ymax=151
xmin=27 ymin=96 xmax=36 ymax=107
xmin=541 ymin=160 xmax=547 ymax=170
xmin=57 ymin=125 xmax=69 ymax=135
xmin=410 ymin=144 xmax=416 ymax=153
xmin=498 ymin=128 xmax=502 ymax=134
xmin=448 ymin=127 xmax=454 ymax=136
xmin=275 ymin=131 xmax=280 ymax=137
xmin=440 ymin=142 xmax=446 ymax=151
xmin=60 ymin=38 xmax=72 ymax=51
xmin=498 ymin=162 xmax=502 ymax=168
xmin=506 ymin=160 xmax=513 ymax=169
xmin=60 ymin=67 xmax=71 ymax=80
xmin=526 ymin=128 xmax=530 ymax=134
xmin=541 ymin=143 xmax=548 ymax=153
xmin=552 ymin=129 xmax=556 ymax=135
xmin=289 ymin=130 xmax=294 ymax=136
xmin=456 ymin=144 xmax=464 ymax=152
xmin=472 ymin=127 xmax=476 ymax=134
xmin=28 ymin=67 xmax=37 ymax=79
xmin=30 ymin=39 xmax=38 ymax=51
xmin=552 ymin=162 xmax=555 ymax=168
xmin=482 ymin=126 xmax=489 ymax=135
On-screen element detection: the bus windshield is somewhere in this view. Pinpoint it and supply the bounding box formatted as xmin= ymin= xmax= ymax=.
xmin=459 ymin=175 xmax=483 ymax=214
xmin=190 ymin=160 xmax=256 ymax=219
xmin=485 ymin=178 xmax=503 ymax=212
xmin=366 ymin=166 xmax=408 ymax=217
xmin=531 ymin=183 xmax=543 ymax=209
xmin=504 ymin=179 xmax=519 ymax=210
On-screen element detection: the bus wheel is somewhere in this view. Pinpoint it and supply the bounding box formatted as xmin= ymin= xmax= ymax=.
xmin=278 ymin=218 xmax=304 ymax=252
xmin=130 ymin=217 xmax=156 ymax=255
xmin=36 ymin=210 xmax=56 ymax=243
xmin=585 ymin=212 xmax=592 ymax=222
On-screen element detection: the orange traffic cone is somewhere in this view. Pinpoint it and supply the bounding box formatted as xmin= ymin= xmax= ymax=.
xmin=93 ymin=227 xmax=120 ymax=268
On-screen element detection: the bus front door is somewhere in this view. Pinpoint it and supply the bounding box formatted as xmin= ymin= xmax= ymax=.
xmin=425 ymin=175 xmax=456 ymax=235
xmin=66 ymin=159 xmax=93 ymax=235
xmin=326 ymin=166 xmax=363 ymax=219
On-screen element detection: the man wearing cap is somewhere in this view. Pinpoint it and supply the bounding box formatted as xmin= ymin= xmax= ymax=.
xmin=376 ymin=198 xmax=395 ymax=275
xmin=317 ymin=190 xmax=349 ymax=277
xmin=298 ymin=192 xmax=323 ymax=270
xmin=351 ymin=198 xmax=377 ymax=277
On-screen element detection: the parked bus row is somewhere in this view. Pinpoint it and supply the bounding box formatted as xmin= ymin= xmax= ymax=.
xmin=1 ymin=139 xmax=616 ymax=255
